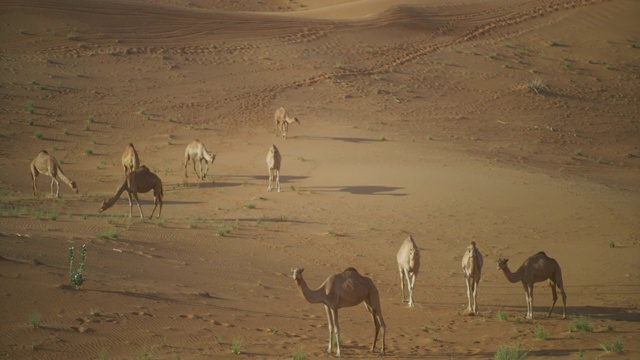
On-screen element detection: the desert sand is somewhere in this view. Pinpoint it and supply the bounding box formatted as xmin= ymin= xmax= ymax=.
xmin=1 ymin=0 xmax=639 ymax=358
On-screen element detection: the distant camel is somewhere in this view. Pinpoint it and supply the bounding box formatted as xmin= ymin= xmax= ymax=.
xmin=184 ymin=140 xmax=216 ymax=180
xmin=397 ymin=235 xmax=420 ymax=307
xmin=462 ymin=241 xmax=483 ymax=314
xmin=274 ymin=106 xmax=300 ymax=139
xmin=121 ymin=143 xmax=140 ymax=175
xmin=291 ymin=267 xmax=385 ymax=357
xmin=100 ymin=165 xmax=163 ymax=219
xmin=266 ymin=144 xmax=281 ymax=192
xmin=30 ymin=150 xmax=78 ymax=198
xmin=497 ymin=251 xmax=567 ymax=319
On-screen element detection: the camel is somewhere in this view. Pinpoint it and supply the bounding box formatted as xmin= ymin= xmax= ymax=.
xmin=121 ymin=143 xmax=140 ymax=176
xmin=462 ymin=241 xmax=483 ymax=314
xmin=397 ymin=235 xmax=420 ymax=307
xmin=184 ymin=140 xmax=216 ymax=180
xmin=291 ymin=267 xmax=385 ymax=357
xmin=266 ymin=144 xmax=281 ymax=192
xmin=99 ymin=165 xmax=163 ymax=219
xmin=274 ymin=106 xmax=300 ymax=139
xmin=30 ymin=150 xmax=78 ymax=198
xmin=497 ymin=251 xmax=567 ymax=319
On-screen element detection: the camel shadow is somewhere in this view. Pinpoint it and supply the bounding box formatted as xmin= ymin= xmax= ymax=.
xmin=224 ymin=217 xmax=315 ymax=225
xmin=301 ymin=185 xmax=406 ymax=196
xmin=293 ymin=135 xmax=385 ymax=144
xmin=177 ymin=181 xmax=244 ymax=189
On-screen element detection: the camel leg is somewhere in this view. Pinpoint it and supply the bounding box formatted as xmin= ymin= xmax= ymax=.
xmin=557 ymin=280 xmax=567 ymax=319
xmin=131 ymin=192 xmax=144 ymax=219
xmin=276 ymin=169 xmax=281 ymax=192
xmin=409 ymin=271 xmax=417 ymax=305
xmin=323 ymin=305 xmax=334 ymax=355
xmin=465 ymin=277 xmax=472 ymax=312
xmin=184 ymin=156 xmax=190 ymax=178
xmin=50 ymin=176 xmax=61 ymax=198
xmin=524 ymin=283 xmax=534 ymax=320
xmin=31 ymin=169 xmax=39 ymax=196
xmin=126 ymin=190 xmax=134 ymax=218
xmin=547 ymin=280 xmax=558 ymax=318
xmin=377 ymin=312 xmax=386 ymax=354
xmin=398 ymin=267 xmax=406 ymax=303
xmin=364 ymin=301 xmax=381 ymax=353
xmin=192 ymin=159 xmax=199 ymax=179
xmin=404 ymin=268 xmax=414 ymax=307
xmin=332 ymin=309 xmax=341 ymax=357
xmin=472 ymin=279 xmax=479 ymax=314
xmin=149 ymin=194 xmax=159 ymax=219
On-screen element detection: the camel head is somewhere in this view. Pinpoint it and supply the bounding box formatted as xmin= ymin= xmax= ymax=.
xmin=293 ymin=117 xmax=300 ymax=124
xmin=466 ymin=242 xmax=478 ymax=258
xmin=409 ymin=247 xmax=420 ymax=268
xmin=70 ymin=181 xmax=79 ymax=193
xmin=208 ymin=153 xmax=216 ymax=164
xmin=99 ymin=200 xmax=109 ymax=213
xmin=291 ymin=268 xmax=304 ymax=280
xmin=497 ymin=258 xmax=509 ymax=270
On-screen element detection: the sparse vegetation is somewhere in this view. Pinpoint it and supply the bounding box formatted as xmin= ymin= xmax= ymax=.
xmin=87 ymin=115 xmax=94 ymax=123
xmin=27 ymin=119 xmax=34 ymax=126
xmin=498 ymin=311 xmax=508 ymax=321
xmin=292 ymin=347 xmax=306 ymax=360
xmin=99 ymin=228 xmax=118 ymax=239
xmin=63 ymin=128 xmax=69 ymax=135
xmin=231 ymin=338 xmax=242 ymax=354
xmin=69 ymin=244 xmax=87 ymax=289
xmin=574 ymin=149 xmax=583 ymax=156
xmin=494 ymin=343 xmax=527 ymax=360
xmin=526 ymin=78 xmax=548 ymax=94
xmin=609 ymin=241 xmax=615 ymax=248
xmin=34 ymin=130 xmax=43 ymax=139
xmin=600 ymin=337 xmax=624 ymax=353
xmin=216 ymin=227 xmax=231 ymax=237
xmin=67 ymin=33 xmax=77 ymax=40
xmin=84 ymin=148 xmax=93 ymax=155
xmin=534 ymin=326 xmax=547 ymax=340
xmin=245 ymin=202 xmax=256 ymax=209
xmin=27 ymin=101 xmax=35 ymax=114
xmin=28 ymin=313 xmax=41 ymax=329
xmin=571 ymin=315 xmax=594 ymax=332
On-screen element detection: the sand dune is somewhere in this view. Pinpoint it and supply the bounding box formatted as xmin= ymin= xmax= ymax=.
xmin=0 ymin=0 xmax=638 ymax=358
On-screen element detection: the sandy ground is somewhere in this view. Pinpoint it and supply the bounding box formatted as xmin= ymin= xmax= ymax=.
xmin=1 ymin=0 xmax=639 ymax=359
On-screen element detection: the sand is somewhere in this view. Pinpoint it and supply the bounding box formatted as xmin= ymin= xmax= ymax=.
xmin=0 ymin=0 xmax=639 ymax=358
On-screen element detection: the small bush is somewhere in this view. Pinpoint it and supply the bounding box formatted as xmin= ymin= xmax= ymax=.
xmin=28 ymin=313 xmax=41 ymax=329
xmin=534 ymin=326 xmax=547 ymax=340
xmin=69 ymin=244 xmax=87 ymax=289
xmin=571 ymin=315 xmax=594 ymax=332
xmin=245 ymin=202 xmax=256 ymax=209
xmin=231 ymin=338 xmax=242 ymax=355
xmin=600 ymin=337 xmax=624 ymax=353
xmin=494 ymin=343 xmax=527 ymax=360
xmin=526 ymin=78 xmax=548 ymax=94
xmin=84 ymin=148 xmax=93 ymax=155
xmin=27 ymin=119 xmax=34 ymax=126
xmin=609 ymin=241 xmax=615 ymax=248
xmin=99 ymin=229 xmax=118 ymax=239
xmin=498 ymin=311 xmax=508 ymax=321
xmin=27 ymin=100 xmax=34 ymax=113
xmin=34 ymin=130 xmax=43 ymax=139
xmin=86 ymin=115 xmax=94 ymax=123
xmin=292 ymin=347 xmax=306 ymax=360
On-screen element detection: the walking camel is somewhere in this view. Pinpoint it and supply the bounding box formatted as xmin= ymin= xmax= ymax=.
xmin=462 ymin=241 xmax=483 ymax=314
xmin=397 ymin=235 xmax=420 ymax=307
xmin=274 ymin=106 xmax=300 ymax=139
xmin=30 ymin=150 xmax=78 ymax=198
xmin=184 ymin=140 xmax=216 ymax=180
xmin=291 ymin=267 xmax=386 ymax=357
xmin=121 ymin=143 xmax=140 ymax=176
xmin=99 ymin=165 xmax=163 ymax=219
xmin=497 ymin=251 xmax=567 ymax=319
xmin=266 ymin=144 xmax=281 ymax=192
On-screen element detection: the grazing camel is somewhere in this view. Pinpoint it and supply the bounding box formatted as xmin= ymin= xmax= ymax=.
xmin=99 ymin=165 xmax=163 ymax=219
xmin=266 ymin=144 xmax=281 ymax=192
xmin=121 ymin=143 xmax=140 ymax=176
xmin=184 ymin=140 xmax=216 ymax=180
xmin=30 ymin=150 xmax=78 ymax=198
xmin=462 ymin=241 xmax=483 ymax=314
xmin=397 ymin=235 xmax=420 ymax=307
xmin=497 ymin=251 xmax=567 ymax=319
xmin=274 ymin=106 xmax=300 ymax=139
xmin=291 ymin=267 xmax=386 ymax=357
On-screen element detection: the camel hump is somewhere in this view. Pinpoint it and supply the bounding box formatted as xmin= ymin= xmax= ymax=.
xmin=535 ymin=251 xmax=547 ymax=257
xmin=343 ymin=267 xmax=360 ymax=274
xmin=40 ymin=150 xmax=48 ymax=154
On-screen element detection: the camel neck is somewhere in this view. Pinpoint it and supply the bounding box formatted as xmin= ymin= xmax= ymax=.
xmin=500 ymin=265 xmax=523 ymax=283
xmin=105 ymin=178 xmax=129 ymax=207
xmin=295 ymin=278 xmax=325 ymax=304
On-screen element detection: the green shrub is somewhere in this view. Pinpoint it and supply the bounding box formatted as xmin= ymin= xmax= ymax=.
xmin=69 ymin=244 xmax=87 ymax=289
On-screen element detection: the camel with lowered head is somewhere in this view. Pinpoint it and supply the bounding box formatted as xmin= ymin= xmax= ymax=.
xmin=184 ymin=140 xmax=216 ymax=180
xmin=100 ymin=165 xmax=163 ymax=219
xmin=274 ymin=106 xmax=300 ymax=139
xmin=30 ymin=150 xmax=78 ymax=198
xmin=497 ymin=251 xmax=567 ymax=319
xmin=462 ymin=241 xmax=483 ymax=314
xmin=291 ymin=267 xmax=386 ymax=357
xmin=121 ymin=143 xmax=140 ymax=175
xmin=266 ymin=144 xmax=281 ymax=192
xmin=397 ymin=235 xmax=420 ymax=307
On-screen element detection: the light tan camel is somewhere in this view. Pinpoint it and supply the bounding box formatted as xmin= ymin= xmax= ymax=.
xmin=397 ymin=235 xmax=420 ymax=307
xmin=184 ymin=140 xmax=216 ymax=180
xmin=274 ymin=106 xmax=300 ymax=139
xmin=99 ymin=165 xmax=163 ymax=219
xmin=497 ymin=251 xmax=567 ymax=319
xmin=462 ymin=241 xmax=483 ymax=314
xmin=30 ymin=150 xmax=78 ymax=198
xmin=266 ymin=144 xmax=281 ymax=192
xmin=121 ymin=143 xmax=140 ymax=176
xmin=291 ymin=267 xmax=385 ymax=357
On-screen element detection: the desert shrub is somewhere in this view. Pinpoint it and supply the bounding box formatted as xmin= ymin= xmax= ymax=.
xmin=69 ymin=244 xmax=87 ymax=289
